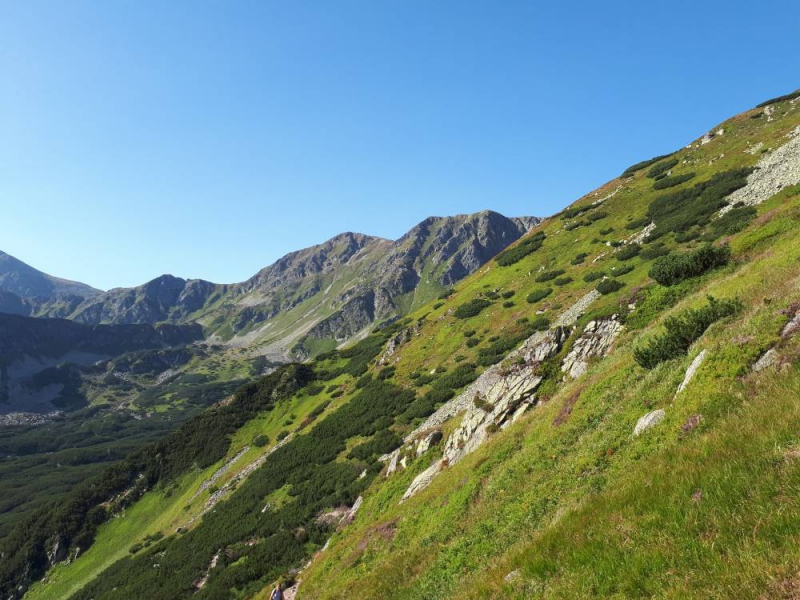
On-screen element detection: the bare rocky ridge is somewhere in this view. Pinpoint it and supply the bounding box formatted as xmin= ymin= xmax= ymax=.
xmin=6 ymin=211 xmax=539 ymax=361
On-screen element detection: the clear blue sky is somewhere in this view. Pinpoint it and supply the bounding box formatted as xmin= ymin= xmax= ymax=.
xmin=2 ymin=1 xmax=798 ymax=290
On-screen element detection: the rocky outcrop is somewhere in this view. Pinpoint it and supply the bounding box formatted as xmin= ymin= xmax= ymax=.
xmin=721 ymin=125 xmax=800 ymax=214
xmin=633 ymin=409 xmax=665 ymax=436
xmin=397 ymin=289 xmax=612 ymax=502
xmin=675 ymin=350 xmax=707 ymax=396
xmin=561 ymin=316 xmax=623 ymax=379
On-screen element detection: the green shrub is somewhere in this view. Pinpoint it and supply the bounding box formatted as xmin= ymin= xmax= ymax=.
xmin=625 ymin=217 xmax=650 ymax=230
xmin=463 ymin=330 xmax=476 ymax=338
xmin=633 ymin=296 xmax=741 ymax=368
xmin=646 ymin=157 xmax=679 ymax=179
xmin=564 ymin=221 xmax=587 ymax=231
xmin=526 ymin=288 xmax=553 ymax=303
xmin=599 ymin=227 xmax=614 ymax=235
xmin=610 ymin=263 xmax=634 ymax=276
xmin=495 ymin=231 xmax=547 ymax=266
xmin=253 ymin=434 xmax=269 ymax=447
xmin=465 ymin=337 xmax=480 ymax=348
xmin=432 ymin=301 xmax=445 ymax=310
xmin=596 ymin=279 xmax=625 ymax=295
xmin=587 ymin=211 xmax=609 ymax=222
xmin=560 ymin=205 xmax=593 ymax=220
xmin=674 ymin=229 xmax=700 ymax=243
xmin=756 ymin=89 xmax=800 ymax=107
xmin=305 ymin=383 xmax=325 ymax=396
xmin=355 ymin=374 xmax=373 ymax=389
xmin=502 ymin=301 xmax=515 ymax=308
xmin=501 ymin=290 xmax=516 ymax=299
xmin=571 ymin=253 xmax=588 ymax=265
xmin=653 ymin=172 xmax=696 ymax=190
xmin=705 ymin=205 xmax=757 ymax=238
xmin=620 ymin=152 xmax=675 ymax=177
xmin=554 ymin=276 xmax=573 ymax=286
xmin=639 ymin=243 xmax=670 ymax=260
xmin=438 ymin=288 xmax=455 ymax=299
xmin=648 ymin=244 xmax=731 ymax=286
xmin=377 ymin=366 xmax=396 ymax=380
xmin=615 ymin=244 xmax=641 ymax=261
xmin=583 ymin=270 xmax=605 ymax=282
xmin=535 ymin=269 xmax=566 ymax=282
xmin=454 ymin=298 xmax=493 ymax=319
xmin=647 ymin=168 xmax=753 ymax=234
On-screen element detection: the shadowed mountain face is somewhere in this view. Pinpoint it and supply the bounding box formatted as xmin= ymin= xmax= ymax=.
xmin=0 ymin=251 xmax=102 ymax=299
xmin=7 ymin=211 xmax=539 ymax=360
xmin=0 ymin=313 xmax=203 ymax=413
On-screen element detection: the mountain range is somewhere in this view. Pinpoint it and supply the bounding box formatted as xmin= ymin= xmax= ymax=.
xmin=0 ymin=211 xmax=538 ymax=363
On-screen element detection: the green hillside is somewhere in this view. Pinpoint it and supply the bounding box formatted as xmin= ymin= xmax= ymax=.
xmin=3 ymin=90 xmax=800 ymax=600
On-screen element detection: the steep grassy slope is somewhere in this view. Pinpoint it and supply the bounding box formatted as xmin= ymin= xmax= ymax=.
xmin=5 ymin=90 xmax=800 ymax=600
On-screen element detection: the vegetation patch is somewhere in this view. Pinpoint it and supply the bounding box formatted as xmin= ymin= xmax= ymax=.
xmin=526 ymin=288 xmax=553 ymax=303
xmin=454 ymin=298 xmax=493 ymax=319
xmin=633 ymin=296 xmax=741 ymax=368
xmin=535 ymin=269 xmax=566 ymax=282
xmin=596 ymin=279 xmax=625 ymax=295
xmin=495 ymin=232 xmax=547 ymax=266
xmin=649 ymin=245 xmax=731 ymax=286
xmin=652 ymin=172 xmax=696 ymax=190
xmin=620 ymin=152 xmax=675 ymax=177
xmin=646 ymin=157 xmax=679 ymax=179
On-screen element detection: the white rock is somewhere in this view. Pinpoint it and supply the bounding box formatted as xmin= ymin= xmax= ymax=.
xmin=633 ymin=409 xmax=665 ymax=436
xmin=675 ymin=350 xmax=707 ymax=396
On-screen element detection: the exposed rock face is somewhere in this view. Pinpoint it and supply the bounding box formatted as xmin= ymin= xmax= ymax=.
xmin=20 ymin=212 xmax=539 ymax=360
xmin=399 ymin=293 xmax=604 ymax=502
xmin=415 ymin=430 xmax=443 ymax=456
xmin=675 ymin=350 xmax=707 ymax=396
xmin=721 ymin=125 xmax=800 ymax=214
xmin=753 ymin=348 xmax=778 ymax=372
xmin=633 ymin=409 xmax=665 ymax=436
xmin=561 ymin=316 xmax=623 ymax=379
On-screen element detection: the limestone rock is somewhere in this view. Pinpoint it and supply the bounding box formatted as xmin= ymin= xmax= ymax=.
xmin=753 ymin=348 xmax=778 ymax=372
xmin=675 ymin=350 xmax=707 ymax=396
xmin=416 ymin=430 xmax=443 ymax=456
xmin=561 ymin=317 xmax=623 ymax=379
xmin=633 ymin=409 xmax=665 ymax=436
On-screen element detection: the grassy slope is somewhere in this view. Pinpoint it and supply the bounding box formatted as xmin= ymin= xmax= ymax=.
xmin=25 ymin=374 xmax=349 ymax=600
xmin=296 ymin=102 xmax=800 ymax=598
xmin=21 ymin=95 xmax=800 ymax=599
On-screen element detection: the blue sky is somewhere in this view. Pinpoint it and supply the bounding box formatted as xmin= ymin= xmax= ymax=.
xmin=2 ymin=1 xmax=798 ymax=290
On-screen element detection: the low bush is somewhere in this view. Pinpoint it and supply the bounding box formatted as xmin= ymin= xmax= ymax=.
xmin=454 ymin=298 xmax=493 ymax=319
xmin=633 ymin=296 xmax=741 ymax=368
xmin=609 ymin=263 xmax=635 ymax=276
xmin=554 ymin=276 xmax=573 ymax=286
xmin=587 ymin=211 xmax=609 ymax=222
xmin=495 ymin=231 xmax=547 ymax=266
xmin=625 ymin=217 xmax=650 ymax=230
xmin=571 ymin=253 xmax=588 ymax=265
xmin=526 ymin=288 xmax=553 ymax=303
xmin=599 ymin=227 xmax=614 ymax=235
xmin=501 ymin=290 xmax=516 ymax=299
xmin=615 ymin=244 xmax=641 ymax=261
xmin=620 ymin=152 xmax=675 ymax=177
xmin=253 ymin=434 xmax=270 ymax=447
xmin=639 ymin=243 xmax=671 ymax=260
xmin=536 ymin=269 xmax=566 ymax=282
xmin=646 ymin=157 xmax=679 ymax=179
xmin=465 ymin=337 xmax=480 ymax=348
xmin=502 ymin=301 xmax=515 ymax=308
xmin=647 ymin=168 xmax=753 ymax=234
xmin=583 ymin=270 xmax=605 ymax=282
xmin=704 ymin=205 xmax=757 ymax=238
xmin=653 ymin=172 xmax=696 ymax=190
xmin=756 ymin=89 xmax=800 ymax=107
xmin=648 ymin=244 xmax=731 ymax=286
xmin=564 ymin=221 xmax=586 ymax=231
xmin=596 ymin=279 xmax=625 ymax=295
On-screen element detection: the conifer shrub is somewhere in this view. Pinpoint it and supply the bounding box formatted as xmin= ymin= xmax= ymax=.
xmin=583 ymin=270 xmax=606 ymax=282
xmin=639 ymin=243 xmax=671 ymax=260
xmin=653 ymin=172 xmax=696 ymax=190
xmin=610 ymin=263 xmax=635 ymax=276
xmin=646 ymin=168 xmax=753 ymax=234
xmin=253 ymin=434 xmax=270 ymax=447
xmin=454 ymin=298 xmax=493 ymax=319
xmin=633 ymin=296 xmax=741 ymax=368
xmin=704 ymin=205 xmax=757 ymax=238
xmin=536 ymin=269 xmax=566 ymax=282
xmin=620 ymin=152 xmax=675 ymax=177
xmin=626 ymin=217 xmax=650 ymax=230
xmin=554 ymin=276 xmax=573 ymax=286
xmin=587 ymin=211 xmax=609 ymax=222
xmin=571 ymin=253 xmax=588 ymax=265
xmin=526 ymin=287 xmax=553 ymax=303
xmin=615 ymin=244 xmax=641 ymax=261
xmin=596 ymin=279 xmax=625 ymax=295
xmin=648 ymin=244 xmax=731 ymax=286
xmin=646 ymin=157 xmax=679 ymax=179
xmin=495 ymin=231 xmax=547 ymax=266
xmin=599 ymin=227 xmax=614 ymax=235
